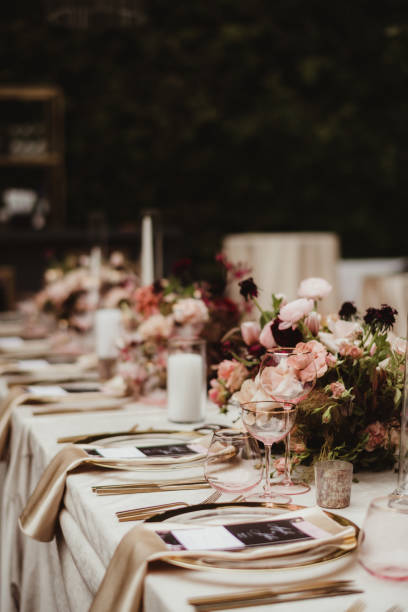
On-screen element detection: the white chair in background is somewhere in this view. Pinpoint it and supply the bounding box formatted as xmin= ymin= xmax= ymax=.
xmin=222 ymin=232 xmax=340 ymax=314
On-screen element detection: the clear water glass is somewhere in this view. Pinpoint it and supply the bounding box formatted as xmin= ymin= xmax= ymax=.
xmin=204 ymin=429 xmax=263 ymax=496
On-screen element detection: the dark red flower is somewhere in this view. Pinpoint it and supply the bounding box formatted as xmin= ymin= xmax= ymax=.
xmin=239 ymin=277 xmax=258 ymax=301
xmin=271 ymin=318 xmax=303 ymax=347
xmin=339 ymin=301 xmax=357 ymax=320
xmin=172 ymin=258 xmax=192 ymax=277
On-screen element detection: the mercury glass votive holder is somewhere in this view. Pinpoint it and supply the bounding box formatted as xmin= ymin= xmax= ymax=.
xmin=314 ymin=459 xmax=353 ymax=509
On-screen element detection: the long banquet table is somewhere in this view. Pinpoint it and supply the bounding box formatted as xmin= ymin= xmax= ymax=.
xmin=1 ymin=382 xmax=408 ymax=612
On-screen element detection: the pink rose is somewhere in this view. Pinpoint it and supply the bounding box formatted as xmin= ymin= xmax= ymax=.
xmin=241 ymin=321 xmax=261 ymax=346
xmin=298 ymin=277 xmax=332 ymax=300
xmin=289 ymin=340 xmax=328 ymax=381
xmin=218 ymin=359 xmax=248 ymax=392
xmin=259 ymin=322 xmax=277 ymax=349
xmin=278 ymin=298 xmax=314 ymax=330
xmin=173 ymin=298 xmax=209 ymax=325
xmin=364 ymin=421 xmax=387 ymax=452
xmin=138 ymin=314 xmax=174 ymax=340
xmin=330 ymin=381 xmax=345 ymax=398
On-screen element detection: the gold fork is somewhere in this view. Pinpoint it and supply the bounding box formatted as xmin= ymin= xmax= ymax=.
xmin=116 ymin=489 xmax=223 ymax=521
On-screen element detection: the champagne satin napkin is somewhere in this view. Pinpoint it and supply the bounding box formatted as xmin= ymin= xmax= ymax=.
xmin=0 ymin=386 xmax=126 ymax=457
xmin=19 ymin=436 xmax=210 ymax=542
xmin=89 ymin=507 xmax=356 ymax=612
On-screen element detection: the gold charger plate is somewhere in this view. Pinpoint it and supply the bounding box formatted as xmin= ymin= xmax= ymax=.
xmin=145 ymin=502 xmax=358 ymax=573
xmin=84 ymin=432 xmax=207 ymax=471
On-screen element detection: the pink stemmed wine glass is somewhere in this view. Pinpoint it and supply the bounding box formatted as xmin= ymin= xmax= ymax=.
xmin=241 ymin=401 xmax=297 ymax=502
xmin=259 ymin=347 xmax=316 ymax=495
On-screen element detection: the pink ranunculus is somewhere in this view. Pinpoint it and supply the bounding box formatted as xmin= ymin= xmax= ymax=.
xmin=278 ymin=298 xmax=314 ymax=331
xmin=259 ymin=322 xmax=277 ymax=349
xmin=364 ymin=421 xmax=387 ymax=452
xmin=305 ymin=311 xmax=321 ymax=336
xmin=330 ymin=381 xmax=346 ymax=398
xmin=241 ymin=321 xmax=261 ymax=346
xmin=388 ymin=332 xmax=407 ymax=356
xmin=110 ymin=251 xmax=125 ymax=267
xmin=138 ymin=314 xmax=174 ymax=340
xmin=319 ymin=319 xmax=362 ymax=354
xmin=339 ymin=342 xmax=363 ymax=359
xmin=298 ymin=277 xmax=332 ymax=300
xmin=209 ymin=379 xmax=226 ymax=407
xmin=326 ymin=353 xmax=337 ymax=367
xmin=172 ymin=298 xmax=209 ymax=326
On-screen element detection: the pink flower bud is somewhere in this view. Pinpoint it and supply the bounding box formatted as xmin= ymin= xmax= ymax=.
xmin=259 ymin=322 xmax=277 ymax=349
xmin=305 ymin=311 xmax=321 ymax=336
xmin=240 ymin=321 xmax=261 ymax=346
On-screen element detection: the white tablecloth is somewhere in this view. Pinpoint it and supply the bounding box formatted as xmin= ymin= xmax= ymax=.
xmin=1 ymin=396 xmax=408 ymax=612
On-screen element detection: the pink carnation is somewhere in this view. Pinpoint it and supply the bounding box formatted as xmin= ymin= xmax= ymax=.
xmin=364 ymin=421 xmax=387 ymax=452
xmin=330 ymin=381 xmax=345 ymax=398
xmin=298 ymin=277 xmax=332 ymax=300
xmin=278 ymin=298 xmax=314 ymax=330
xmin=339 ymin=342 xmax=363 ymax=359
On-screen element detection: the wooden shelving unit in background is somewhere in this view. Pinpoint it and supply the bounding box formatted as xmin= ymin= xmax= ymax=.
xmin=0 ymin=85 xmax=66 ymax=226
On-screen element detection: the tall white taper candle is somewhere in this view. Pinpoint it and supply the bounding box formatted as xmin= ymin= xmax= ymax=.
xmin=141 ymin=215 xmax=154 ymax=286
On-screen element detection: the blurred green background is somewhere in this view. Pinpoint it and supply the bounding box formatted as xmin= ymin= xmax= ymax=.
xmin=1 ymin=1 xmax=407 ymax=273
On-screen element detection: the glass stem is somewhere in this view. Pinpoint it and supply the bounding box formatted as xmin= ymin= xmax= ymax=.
xmin=283 ymin=432 xmax=292 ymax=485
xmin=263 ymin=444 xmax=272 ymax=496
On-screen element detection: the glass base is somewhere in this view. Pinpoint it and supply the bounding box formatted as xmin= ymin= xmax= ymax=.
xmin=245 ymin=490 xmax=292 ymax=505
xmin=270 ymin=479 xmax=310 ymax=496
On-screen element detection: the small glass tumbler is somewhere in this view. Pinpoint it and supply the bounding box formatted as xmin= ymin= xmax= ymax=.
xmin=358 ymin=496 xmax=408 ymax=581
xmin=167 ymin=337 xmax=206 ymax=423
xmin=204 ymin=429 xmax=263 ymax=496
xmin=314 ymin=460 xmax=353 ymax=509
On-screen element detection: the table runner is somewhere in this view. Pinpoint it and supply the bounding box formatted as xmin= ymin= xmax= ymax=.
xmin=2 ymin=381 xmax=408 ymax=612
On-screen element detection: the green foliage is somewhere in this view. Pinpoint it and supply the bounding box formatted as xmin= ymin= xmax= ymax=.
xmin=1 ymin=2 xmax=408 ymax=267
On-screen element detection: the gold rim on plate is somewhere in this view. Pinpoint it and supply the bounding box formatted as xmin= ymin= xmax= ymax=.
xmin=85 ymin=432 xmax=207 ymax=470
xmin=145 ymin=502 xmax=359 ymax=573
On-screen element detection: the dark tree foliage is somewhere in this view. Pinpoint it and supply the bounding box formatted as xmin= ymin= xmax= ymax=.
xmin=1 ymin=1 xmax=408 ymax=274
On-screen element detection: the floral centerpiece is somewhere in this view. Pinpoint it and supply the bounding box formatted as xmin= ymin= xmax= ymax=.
xmin=115 ymin=257 xmax=243 ymax=399
xmin=25 ymin=250 xmax=138 ymax=334
xmin=209 ymin=275 xmax=405 ymax=471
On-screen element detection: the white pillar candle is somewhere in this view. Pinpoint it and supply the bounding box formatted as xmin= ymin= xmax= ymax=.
xmin=140 ymin=215 xmax=154 ymax=286
xmin=94 ymin=308 xmax=122 ymax=358
xmin=167 ymin=352 xmax=205 ymax=423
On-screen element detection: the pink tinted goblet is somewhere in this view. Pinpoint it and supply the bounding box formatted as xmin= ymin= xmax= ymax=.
xmin=259 ymin=347 xmax=316 ymax=495
xmin=241 ymin=401 xmax=297 ymax=502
